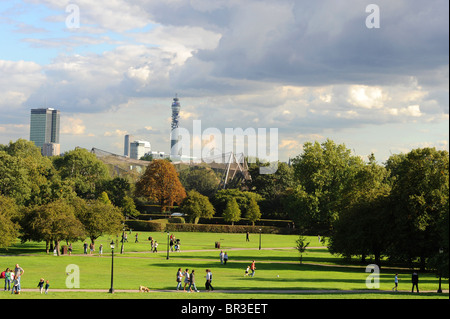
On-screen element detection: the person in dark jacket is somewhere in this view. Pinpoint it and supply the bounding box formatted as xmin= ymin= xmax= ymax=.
xmin=411 ymin=271 xmax=419 ymax=293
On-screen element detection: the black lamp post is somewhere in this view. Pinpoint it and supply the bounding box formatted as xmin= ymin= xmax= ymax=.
xmin=109 ymin=240 xmax=115 ymax=294
xmin=437 ymin=248 xmax=443 ymax=293
xmin=166 ymin=231 xmax=170 ymax=260
xmin=259 ymin=228 xmax=262 ymax=250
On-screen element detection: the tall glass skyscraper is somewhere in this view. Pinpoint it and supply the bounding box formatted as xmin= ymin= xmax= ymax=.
xmin=30 ymin=108 xmax=60 ymax=150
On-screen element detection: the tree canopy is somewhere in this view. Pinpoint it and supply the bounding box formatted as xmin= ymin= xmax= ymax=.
xmin=135 ymin=159 xmax=186 ymax=212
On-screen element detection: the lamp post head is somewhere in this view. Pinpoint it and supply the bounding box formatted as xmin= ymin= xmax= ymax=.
xmin=110 ymin=240 xmax=115 ymax=249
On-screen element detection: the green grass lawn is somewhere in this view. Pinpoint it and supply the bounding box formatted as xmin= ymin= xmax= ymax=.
xmin=0 ymin=232 xmax=448 ymax=299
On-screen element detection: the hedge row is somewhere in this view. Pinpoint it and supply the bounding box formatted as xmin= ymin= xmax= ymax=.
xmin=136 ymin=214 xmax=293 ymax=228
xmin=125 ymin=219 xmax=287 ymax=234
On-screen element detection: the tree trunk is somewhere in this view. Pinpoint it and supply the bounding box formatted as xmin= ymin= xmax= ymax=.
xmin=55 ymin=240 xmax=60 ymax=256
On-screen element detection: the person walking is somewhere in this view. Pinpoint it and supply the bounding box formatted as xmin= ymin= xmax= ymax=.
xmin=37 ymin=278 xmax=45 ymax=294
xmin=250 ymin=260 xmax=256 ymax=277
xmin=183 ymin=269 xmax=190 ymax=291
xmin=219 ymin=250 xmax=224 ymax=264
xmin=44 ymin=280 xmax=50 ymax=294
xmin=176 ymin=268 xmax=183 ymax=291
xmin=224 ymin=252 xmax=228 ymax=265
xmin=392 ymin=273 xmax=399 ymax=292
xmin=411 ymin=271 xmax=419 ymax=293
xmin=205 ymin=269 xmax=214 ymax=291
xmin=246 ymin=231 xmax=250 ymax=242
xmin=83 ymin=242 xmax=88 ymax=254
xmin=99 ymin=244 xmax=103 ymax=256
xmin=188 ymin=270 xmax=199 ymax=292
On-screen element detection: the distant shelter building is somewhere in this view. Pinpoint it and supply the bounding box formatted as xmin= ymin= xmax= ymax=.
xmin=30 ymin=108 xmax=60 ymax=155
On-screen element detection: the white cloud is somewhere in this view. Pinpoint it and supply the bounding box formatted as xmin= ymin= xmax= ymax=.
xmin=347 ymin=85 xmax=385 ymax=109
xmin=61 ymin=117 xmax=86 ymax=135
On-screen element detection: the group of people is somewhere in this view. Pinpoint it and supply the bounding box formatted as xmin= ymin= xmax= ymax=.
xmin=169 ymin=234 xmax=181 ymax=252
xmin=83 ymin=242 xmax=103 ymax=256
xmin=392 ymin=271 xmax=421 ymax=293
xmin=148 ymin=237 xmax=159 ymax=253
xmin=219 ymin=251 xmax=229 ymax=264
xmin=1 ymin=264 xmax=24 ymax=294
xmin=175 ymin=268 xmax=214 ymax=292
xmin=244 ymin=260 xmax=256 ymax=277
xmin=37 ymin=278 xmax=50 ymax=294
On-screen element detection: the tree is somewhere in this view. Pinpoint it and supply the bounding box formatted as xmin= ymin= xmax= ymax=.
xmin=98 ymin=191 xmax=112 ymax=205
xmin=0 ymin=195 xmax=20 ymax=248
xmin=385 ymin=147 xmax=449 ymax=269
xmin=213 ymin=188 xmax=263 ymax=217
xmin=246 ymin=197 xmax=261 ymax=226
xmin=287 ymin=139 xmax=364 ymax=234
xmin=100 ymin=177 xmax=132 ymax=207
xmin=0 ymin=151 xmax=32 ymax=205
xmin=135 ymin=159 xmax=186 ymax=212
xmin=296 ymin=235 xmax=310 ymax=264
xmin=178 ymin=166 xmax=220 ymax=198
xmin=180 ymin=190 xmax=216 ymax=224
xmin=247 ymin=160 xmax=294 ymax=218
xmin=22 ymin=199 xmax=85 ymax=255
xmin=53 ymin=148 xmax=110 ymax=199
xmin=223 ymin=198 xmax=241 ymax=225
xmin=329 ymin=155 xmax=392 ymax=264
xmin=75 ymin=198 xmax=124 ymax=244
xmin=122 ymin=195 xmax=140 ymax=218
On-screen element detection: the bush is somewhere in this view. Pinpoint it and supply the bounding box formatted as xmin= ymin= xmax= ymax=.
xmin=126 ymin=219 xmax=168 ymax=232
xmin=165 ymin=223 xmax=280 ymax=234
xmin=169 ymin=217 xmax=185 ymax=224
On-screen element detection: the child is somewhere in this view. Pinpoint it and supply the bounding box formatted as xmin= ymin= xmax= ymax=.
xmin=392 ymin=273 xmax=399 ymax=292
xmin=37 ymin=278 xmax=45 ymax=294
xmin=45 ymin=280 xmax=50 ymax=294
xmin=11 ymin=278 xmax=19 ymax=294
xmin=244 ymin=265 xmax=250 ymax=276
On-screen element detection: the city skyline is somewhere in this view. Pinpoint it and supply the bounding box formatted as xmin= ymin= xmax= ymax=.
xmin=0 ymin=1 xmax=448 ymax=163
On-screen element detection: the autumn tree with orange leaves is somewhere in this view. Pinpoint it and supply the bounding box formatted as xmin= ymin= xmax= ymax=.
xmin=135 ymin=159 xmax=186 ymax=212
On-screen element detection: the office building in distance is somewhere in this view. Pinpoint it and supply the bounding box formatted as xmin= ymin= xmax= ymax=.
xmin=29 ymin=108 xmax=60 ymax=155
xmin=130 ymin=140 xmax=151 ymax=160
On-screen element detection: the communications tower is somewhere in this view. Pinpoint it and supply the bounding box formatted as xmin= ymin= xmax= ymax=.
xmin=170 ymin=95 xmax=181 ymax=157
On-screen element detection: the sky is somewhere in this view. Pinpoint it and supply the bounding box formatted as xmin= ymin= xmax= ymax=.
xmin=0 ymin=0 xmax=448 ymax=164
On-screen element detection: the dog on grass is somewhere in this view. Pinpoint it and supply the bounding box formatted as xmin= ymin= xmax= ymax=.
xmin=139 ymin=285 xmax=150 ymax=292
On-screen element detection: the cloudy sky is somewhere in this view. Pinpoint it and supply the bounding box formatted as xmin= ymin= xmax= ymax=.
xmin=0 ymin=0 xmax=448 ymax=163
